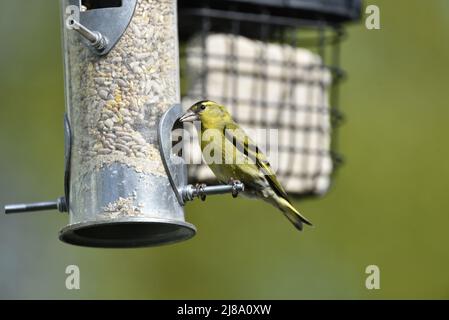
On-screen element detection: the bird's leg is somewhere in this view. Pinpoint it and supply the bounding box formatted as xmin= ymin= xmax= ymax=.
xmin=228 ymin=178 xmax=242 ymax=198
xmin=195 ymin=183 xmax=207 ymax=201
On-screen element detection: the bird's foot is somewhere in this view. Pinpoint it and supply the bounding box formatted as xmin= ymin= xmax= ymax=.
xmin=195 ymin=183 xmax=207 ymax=201
xmin=228 ymin=178 xmax=243 ymax=198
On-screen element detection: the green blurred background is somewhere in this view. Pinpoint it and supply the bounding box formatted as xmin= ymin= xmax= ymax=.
xmin=1 ymin=0 xmax=449 ymax=299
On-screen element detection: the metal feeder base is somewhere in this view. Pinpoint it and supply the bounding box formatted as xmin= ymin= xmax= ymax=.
xmin=59 ymin=218 xmax=196 ymax=248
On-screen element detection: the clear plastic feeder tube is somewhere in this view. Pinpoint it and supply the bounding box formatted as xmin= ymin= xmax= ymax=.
xmin=59 ymin=0 xmax=195 ymax=247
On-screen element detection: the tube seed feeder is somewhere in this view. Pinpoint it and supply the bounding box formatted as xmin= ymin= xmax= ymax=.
xmin=5 ymin=0 xmax=243 ymax=248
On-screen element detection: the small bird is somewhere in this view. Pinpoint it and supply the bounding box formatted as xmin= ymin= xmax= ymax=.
xmin=179 ymin=100 xmax=312 ymax=231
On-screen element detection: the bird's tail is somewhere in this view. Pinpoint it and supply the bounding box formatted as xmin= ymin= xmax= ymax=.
xmin=272 ymin=196 xmax=313 ymax=231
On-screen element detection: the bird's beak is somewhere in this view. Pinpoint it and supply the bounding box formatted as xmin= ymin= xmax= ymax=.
xmin=179 ymin=110 xmax=199 ymax=123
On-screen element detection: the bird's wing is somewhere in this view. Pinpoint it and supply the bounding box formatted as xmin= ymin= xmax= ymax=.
xmin=223 ymin=122 xmax=291 ymax=202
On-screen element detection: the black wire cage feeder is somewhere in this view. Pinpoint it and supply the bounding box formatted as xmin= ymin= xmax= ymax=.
xmin=178 ymin=0 xmax=361 ymax=198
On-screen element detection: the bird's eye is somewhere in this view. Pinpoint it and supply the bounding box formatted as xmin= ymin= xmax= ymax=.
xmin=200 ymin=104 xmax=206 ymax=110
